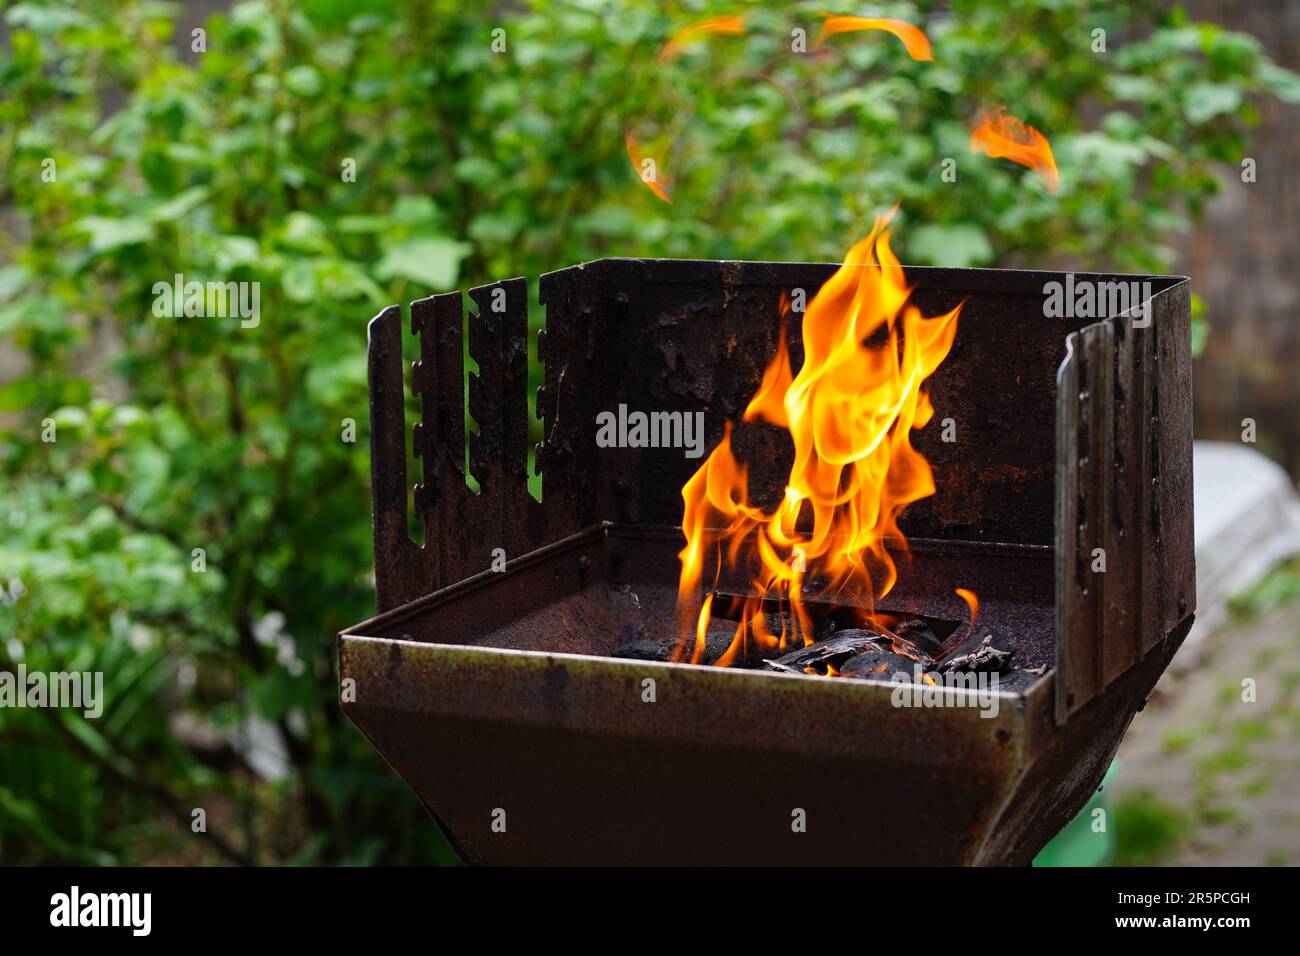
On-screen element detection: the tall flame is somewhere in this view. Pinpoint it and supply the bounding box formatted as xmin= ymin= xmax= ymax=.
xmin=970 ymin=107 xmax=1060 ymax=191
xmin=675 ymin=216 xmax=962 ymax=664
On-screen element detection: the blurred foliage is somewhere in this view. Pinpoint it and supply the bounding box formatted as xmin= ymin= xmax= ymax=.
xmin=1113 ymin=790 xmax=1190 ymax=866
xmin=1228 ymin=557 xmax=1300 ymax=622
xmin=0 ymin=0 xmax=1296 ymax=864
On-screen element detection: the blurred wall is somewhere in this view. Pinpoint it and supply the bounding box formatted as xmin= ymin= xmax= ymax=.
xmin=1181 ymin=0 xmax=1300 ymax=481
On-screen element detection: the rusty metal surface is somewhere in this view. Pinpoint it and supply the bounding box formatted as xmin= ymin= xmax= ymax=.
xmin=341 ymin=526 xmax=1059 ymax=864
xmin=365 ymin=307 xmax=431 ymax=611
xmin=981 ymin=615 xmax=1192 ymax=864
xmin=1054 ymin=279 xmax=1196 ymax=723
xmin=340 ymin=633 xmax=1028 ymax=865
xmin=339 ymin=570 xmax=1189 ymax=865
xmin=351 ymin=258 xmax=1198 ymax=864
xmin=368 ymin=259 xmax=1192 ymax=608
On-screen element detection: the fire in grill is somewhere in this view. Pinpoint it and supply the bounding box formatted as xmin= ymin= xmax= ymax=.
xmin=339 ymin=232 xmax=1195 ymax=865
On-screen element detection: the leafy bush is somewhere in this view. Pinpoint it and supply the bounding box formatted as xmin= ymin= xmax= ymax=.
xmin=1 ymin=0 xmax=1296 ymax=863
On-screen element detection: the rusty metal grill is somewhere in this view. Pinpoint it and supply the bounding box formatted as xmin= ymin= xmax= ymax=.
xmin=340 ymin=259 xmax=1195 ymax=865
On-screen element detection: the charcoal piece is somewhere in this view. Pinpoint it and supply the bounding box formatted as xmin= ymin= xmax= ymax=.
xmin=990 ymin=668 xmax=1040 ymax=694
xmin=840 ymin=648 xmax=918 ymax=680
xmin=935 ymin=631 xmax=1015 ymax=673
xmin=888 ymin=617 xmax=945 ymax=658
xmin=756 ymin=610 xmax=834 ymax=649
xmin=812 ymin=615 xmax=839 ymax=642
xmin=611 ymin=625 xmax=741 ymax=664
xmin=702 ymin=624 xmax=742 ymax=664
xmin=610 ymin=639 xmax=672 ymax=662
xmin=761 ymin=611 xmax=804 ymax=647
xmin=761 ymin=628 xmax=890 ymax=674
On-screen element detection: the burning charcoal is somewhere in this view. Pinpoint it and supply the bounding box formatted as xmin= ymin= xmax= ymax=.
xmin=761 ymin=628 xmax=890 ymax=674
xmin=759 ymin=611 xmax=836 ymax=649
xmin=889 ymin=617 xmax=945 ymax=659
xmin=840 ymin=648 xmax=918 ymax=680
xmin=935 ymin=631 xmax=1015 ymax=673
xmin=761 ymin=611 xmax=801 ymax=646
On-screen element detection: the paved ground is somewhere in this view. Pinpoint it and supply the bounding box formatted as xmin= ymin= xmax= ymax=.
xmin=1112 ymin=578 xmax=1300 ymax=866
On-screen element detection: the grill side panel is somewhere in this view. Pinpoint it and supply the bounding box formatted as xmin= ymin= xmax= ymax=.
xmin=1055 ymin=279 xmax=1196 ymax=723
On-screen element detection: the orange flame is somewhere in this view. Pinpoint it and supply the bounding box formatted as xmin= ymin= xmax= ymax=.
xmin=625 ymin=126 xmax=672 ymax=203
xmin=675 ymin=214 xmax=962 ymax=664
xmin=954 ymin=587 xmax=979 ymax=627
xmin=969 ymin=107 xmax=1060 ymax=191
xmin=815 ymin=16 xmax=933 ymax=61
xmin=659 ymin=15 xmax=747 ymax=62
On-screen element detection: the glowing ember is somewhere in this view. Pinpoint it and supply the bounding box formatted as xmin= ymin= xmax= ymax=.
xmin=815 ymin=15 xmax=933 ymax=61
xmin=674 ymin=214 xmax=964 ymax=666
xmin=969 ymin=107 xmax=1060 ymax=191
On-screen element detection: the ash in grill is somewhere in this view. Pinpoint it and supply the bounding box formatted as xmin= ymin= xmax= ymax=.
xmin=341 ymin=256 xmax=1196 ymax=866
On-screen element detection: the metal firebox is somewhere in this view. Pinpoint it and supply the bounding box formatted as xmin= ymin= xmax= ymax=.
xmin=339 ymin=259 xmax=1195 ymax=865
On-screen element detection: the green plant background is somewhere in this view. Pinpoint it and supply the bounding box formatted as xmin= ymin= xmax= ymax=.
xmin=1 ymin=0 xmax=1297 ymax=864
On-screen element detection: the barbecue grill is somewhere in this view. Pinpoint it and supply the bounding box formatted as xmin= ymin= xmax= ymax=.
xmin=339 ymin=258 xmax=1194 ymax=865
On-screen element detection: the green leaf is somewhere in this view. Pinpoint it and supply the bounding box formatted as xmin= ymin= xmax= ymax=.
xmin=210 ymin=235 xmax=261 ymax=271
xmin=0 ymin=265 xmax=31 ymax=303
xmin=1259 ymin=62 xmax=1300 ymax=104
xmin=389 ymin=195 xmax=439 ymax=227
xmin=279 ymin=212 xmax=332 ymax=253
xmin=906 ymin=224 xmax=993 ymax=268
xmin=0 ymin=295 xmax=62 ymax=335
xmin=282 ymin=259 xmax=319 ymax=302
xmin=5 ymin=3 xmax=93 ymax=34
xmin=1183 ymin=83 xmax=1243 ymax=124
xmin=1104 ymin=75 xmax=1162 ymax=103
xmin=285 ymin=65 xmax=322 ymax=97
xmin=149 ymin=186 xmax=210 ymax=223
xmin=374 ymin=237 xmax=472 ymax=290
xmin=75 ymin=217 xmax=154 ymax=253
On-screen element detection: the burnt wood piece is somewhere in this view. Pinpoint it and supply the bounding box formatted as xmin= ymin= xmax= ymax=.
xmin=935 ymin=632 xmax=1015 ymax=673
xmin=888 ymin=616 xmax=946 ymax=658
xmin=840 ymin=648 xmax=919 ymax=679
xmin=762 ymin=628 xmax=919 ymax=674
